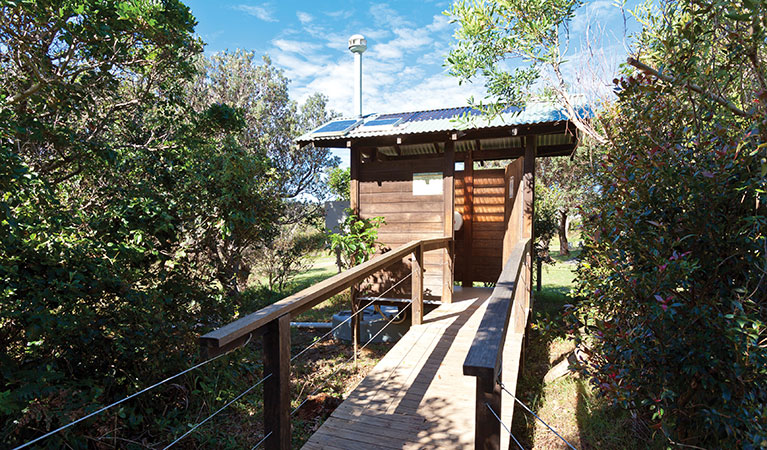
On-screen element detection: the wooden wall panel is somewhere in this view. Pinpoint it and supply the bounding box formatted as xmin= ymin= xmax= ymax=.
xmin=358 ymin=157 xmax=447 ymax=299
xmin=454 ymin=168 xmax=507 ymax=283
xmin=503 ymin=158 xmax=525 ymax=264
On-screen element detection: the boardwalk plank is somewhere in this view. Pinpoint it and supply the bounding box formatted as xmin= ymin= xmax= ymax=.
xmin=302 ymin=287 xmax=526 ymax=449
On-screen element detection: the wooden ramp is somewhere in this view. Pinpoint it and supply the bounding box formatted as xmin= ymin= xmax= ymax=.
xmin=303 ymin=287 xmax=525 ymax=450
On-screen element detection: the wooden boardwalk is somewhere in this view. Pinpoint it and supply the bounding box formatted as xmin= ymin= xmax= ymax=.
xmin=303 ymin=287 xmax=525 ymax=449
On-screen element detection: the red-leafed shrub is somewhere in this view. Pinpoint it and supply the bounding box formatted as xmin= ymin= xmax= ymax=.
xmin=571 ymin=4 xmax=767 ymax=444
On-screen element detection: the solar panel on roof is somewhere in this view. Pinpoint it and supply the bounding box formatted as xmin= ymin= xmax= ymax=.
xmin=376 ymin=112 xmax=413 ymax=121
xmin=360 ymin=117 xmax=402 ymax=128
xmin=312 ymin=119 xmax=361 ymax=135
xmin=405 ymin=107 xmax=481 ymax=122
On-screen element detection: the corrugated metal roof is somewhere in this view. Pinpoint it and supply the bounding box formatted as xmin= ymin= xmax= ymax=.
xmin=296 ymin=102 xmax=589 ymax=144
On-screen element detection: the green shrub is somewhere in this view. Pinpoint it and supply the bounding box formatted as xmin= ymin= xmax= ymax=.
xmin=572 ymin=74 xmax=767 ymax=446
xmin=328 ymin=212 xmax=385 ymax=270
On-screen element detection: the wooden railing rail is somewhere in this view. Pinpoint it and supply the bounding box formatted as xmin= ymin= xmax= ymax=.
xmin=199 ymin=236 xmax=452 ymax=450
xmin=463 ymin=238 xmax=531 ymax=450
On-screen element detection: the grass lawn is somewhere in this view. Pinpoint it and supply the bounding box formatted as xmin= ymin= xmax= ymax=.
xmin=511 ymin=243 xmax=664 ymax=449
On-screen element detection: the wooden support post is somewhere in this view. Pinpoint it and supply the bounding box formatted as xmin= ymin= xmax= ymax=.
xmin=522 ymin=137 xmax=536 ymax=240
xmin=350 ymin=146 xmax=360 ymax=215
xmin=462 ymin=143 xmax=474 ymax=287
xmin=474 ymin=372 xmax=501 ymax=450
xmin=523 ymin=136 xmax=536 ymax=314
xmin=443 ymin=139 xmax=455 ymax=303
xmin=351 ymin=285 xmax=361 ymax=346
xmin=350 ymin=146 xmax=362 ymax=347
xmin=263 ymin=314 xmax=291 ymax=450
xmin=411 ymin=244 xmax=424 ymax=326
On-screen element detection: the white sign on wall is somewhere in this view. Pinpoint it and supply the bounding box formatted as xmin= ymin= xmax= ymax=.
xmin=413 ymin=172 xmax=443 ymax=196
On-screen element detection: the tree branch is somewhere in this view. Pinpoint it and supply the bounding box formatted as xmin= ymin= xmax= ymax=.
xmin=627 ymin=57 xmax=751 ymax=118
xmin=6 ymin=81 xmax=44 ymax=104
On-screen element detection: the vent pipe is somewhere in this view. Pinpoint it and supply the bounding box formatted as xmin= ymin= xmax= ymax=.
xmin=348 ymin=34 xmax=367 ymax=117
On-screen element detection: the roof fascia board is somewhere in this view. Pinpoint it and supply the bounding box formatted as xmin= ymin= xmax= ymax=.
xmin=296 ymin=122 xmax=572 ymax=149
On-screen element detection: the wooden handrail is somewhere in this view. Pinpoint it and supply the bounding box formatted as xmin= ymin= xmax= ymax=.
xmin=463 ymin=238 xmax=531 ymax=450
xmin=463 ymin=238 xmax=531 ymax=379
xmin=199 ymin=236 xmax=452 ymax=354
xmin=200 ymin=236 xmax=451 ymax=449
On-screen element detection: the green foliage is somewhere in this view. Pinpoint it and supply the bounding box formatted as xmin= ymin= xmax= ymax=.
xmin=571 ymin=2 xmax=767 ymax=446
xmin=534 ymin=180 xmax=559 ymax=251
xmin=327 ymin=166 xmax=351 ymax=202
xmin=538 ymin=148 xmax=598 ymax=255
xmin=445 ymin=0 xmax=581 ymax=110
xmin=189 ymin=51 xmax=340 ymax=210
xmin=255 ymin=226 xmax=326 ymax=291
xmin=0 ymin=2 xmax=334 ymax=448
xmin=328 ymin=212 xmax=386 ymax=269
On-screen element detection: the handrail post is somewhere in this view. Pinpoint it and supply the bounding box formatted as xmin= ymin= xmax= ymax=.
xmin=464 ymin=239 xmax=531 ymax=450
xmin=411 ymin=243 xmax=424 ymax=326
xmin=263 ymin=314 xmax=291 ymax=450
xmin=475 ymin=370 xmax=501 ymax=450
xmin=351 ymin=285 xmax=361 ymax=346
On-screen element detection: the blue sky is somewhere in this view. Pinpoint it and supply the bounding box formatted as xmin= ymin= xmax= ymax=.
xmin=184 ymin=0 xmax=644 ymax=119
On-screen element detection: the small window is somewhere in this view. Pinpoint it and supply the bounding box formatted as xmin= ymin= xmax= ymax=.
xmin=413 ymin=172 xmax=443 ymax=196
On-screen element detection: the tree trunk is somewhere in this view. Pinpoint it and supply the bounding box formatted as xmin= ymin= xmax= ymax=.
xmin=558 ymin=209 xmax=569 ymax=256
xmin=335 ymin=246 xmax=342 ymax=273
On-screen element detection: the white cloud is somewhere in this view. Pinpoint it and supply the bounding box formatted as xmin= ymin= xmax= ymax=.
xmin=268 ymin=3 xmax=485 ymax=117
xmin=271 ymin=51 xmax=325 ymax=80
xmin=373 ymin=27 xmax=432 ymax=60
xmin=272 ymin=39 xmax=324 ymax=59
xmin=233 ymin=4 xmax=277 ymax=22
xmin=325 ymin=9 xmax=354 ymax=20
xmin=369 ymin=4 xmax=411 ymax=28
xmin=426 ymin=14 xmax=451 ymax=32
xmin=296 ymin=11 xmax=313 ymax=24
xmin=370 ymin=13 xmax=450 ymax=61
xmin=365 ymin=72 xmax=488 ymax=114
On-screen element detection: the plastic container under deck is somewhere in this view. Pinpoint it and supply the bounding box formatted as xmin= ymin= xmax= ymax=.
xmin=331 ymin=305 xmax=410 ymax=344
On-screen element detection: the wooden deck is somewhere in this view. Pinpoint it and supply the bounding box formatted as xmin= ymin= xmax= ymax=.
xmin=303 ymin=287 xmax=525 ymax=449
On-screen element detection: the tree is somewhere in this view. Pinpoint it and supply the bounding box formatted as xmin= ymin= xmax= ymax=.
xmin=327 ymin=166 xmax=351 ymax=201
xmin=0 ymin=3 xmax=331 ymax=447
xmin=189 ymin=51 xmax=339 ymax=214
xmin=534 ymin=180 xmax=559 ymax=252
xmin=0 ymin=1 xmax=221 ymax=446
xmin=186 ymin=50 xmax=339 ymax=292
xmin=1 ymin=0 xmax=200 ymax=179
xmin=254 ymin=224 xmax=325 ymax=291
xmin=537 ymin=147 xmax=595 ymax=255
xmin=445 ymin=0 xmax=605 ymax=144
xmin=447 ymin=0 xmax=767 ymax=445
xmin=571 ymin=1 xmax=767 ymax=445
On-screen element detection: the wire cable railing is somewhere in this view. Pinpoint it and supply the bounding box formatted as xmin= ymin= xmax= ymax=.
xmin=485 ymin=402 xmax=525 ymax=450
xmin=12 ymin=333 xmax=254 ymax=450
xmin=290 ymin=272 xmax=413 ymax=363
xmin=250 ymin=430 xmax=272 ymax=450
xmin=498 ymin=380 xmax=578 ymax=450
xmin=163 ymin=372 xmax=272 ymax=449
xmin=291 ymin=299 xmax=413 ymax=417
xmin=15 ymin=238 xmax=450 ymax=450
